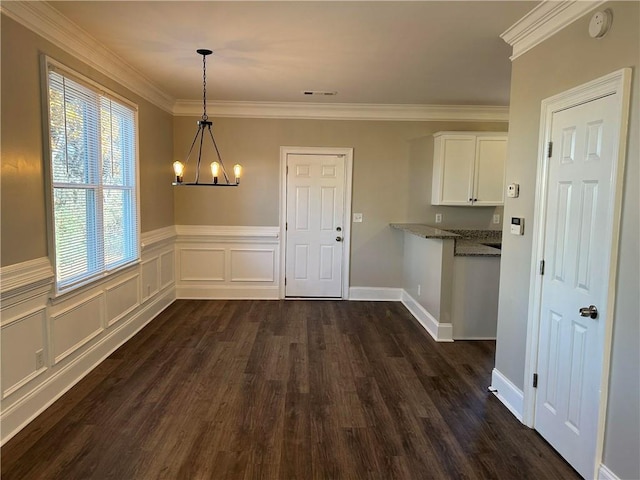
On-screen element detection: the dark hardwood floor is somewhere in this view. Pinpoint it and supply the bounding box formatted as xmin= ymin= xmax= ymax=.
xmin=1 ymin=300 xmax=580 ymax=479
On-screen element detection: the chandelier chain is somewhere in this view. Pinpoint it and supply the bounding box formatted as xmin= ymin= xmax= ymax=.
xmin=202 ymin=53 xmax=208 ymax=121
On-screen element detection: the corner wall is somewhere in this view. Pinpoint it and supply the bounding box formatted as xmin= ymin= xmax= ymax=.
xmin=494 ymin=2 xmax=639 ymax=478
xmin=173 ymin=116 xmax=507 ymax=289
xmin=0 ymin=14 xmax=175 ymax=267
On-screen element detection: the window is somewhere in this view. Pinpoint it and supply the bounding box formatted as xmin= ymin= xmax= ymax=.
xmin=45 ymin=59 xmax=139 ymax=293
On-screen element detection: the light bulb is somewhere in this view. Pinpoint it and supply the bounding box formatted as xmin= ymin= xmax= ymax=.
xmin=173 ymin=161 xmax=184 ymax=182
xmin=211 ymin=162 xmax=220 ymax=184
xmin=233 ymin=164 xmax=242 ymax=184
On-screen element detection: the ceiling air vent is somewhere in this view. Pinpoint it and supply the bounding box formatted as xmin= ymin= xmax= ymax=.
xmin=302 ymin=90 xmax=337 ymax=96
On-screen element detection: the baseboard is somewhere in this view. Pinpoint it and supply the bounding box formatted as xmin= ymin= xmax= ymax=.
xmin=176 ymin=285 xmax=280 ymax=300
xmin=454 ymin=336 xmax=497 ymax=341
xmin=0 ymin=288 xmax=175 ymax=446
xmin=598 ymin=464 xmax=621 ymax=480
xmin=348 ymin=287 xmax=403 ymax=301
xmin=490 ymin=368 xmax=524 ymax=422
xmin=400 ymin=290 xmax=453 ymax=342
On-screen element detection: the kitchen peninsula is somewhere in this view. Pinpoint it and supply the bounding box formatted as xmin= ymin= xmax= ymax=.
xmin=390 ymin=223 xmax=501 ymax=341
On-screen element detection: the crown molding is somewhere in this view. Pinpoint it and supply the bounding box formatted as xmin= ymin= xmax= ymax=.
xmin=501 ymin=0 xmax=606 ymax=61
xmin=0 ymin=1 xmax=175 ymax=113
xmin=2 ymin=0 xmax=509 ymax=122
xmin=173 ymin=100 xmax=509 ymax=122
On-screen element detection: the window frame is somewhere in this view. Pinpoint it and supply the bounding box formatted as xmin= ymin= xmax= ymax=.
xmin=42 ymin=56 xmax=141 ymax=297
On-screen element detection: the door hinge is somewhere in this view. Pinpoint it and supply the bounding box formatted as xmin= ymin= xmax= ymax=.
xmin=286 ymin=166 xmax=289 ymax=175
xmin=284 ymin=277 xmax=287 ymax=286
xmin=547 ymin=141 xmax=553 ymax=158
xmin=286 ymin=222 xmax=288 ymax=231
xmin=539 ymin=260 xmax=545 ymax=275
xmin=533 ymin=373 xmax=538 ymax=388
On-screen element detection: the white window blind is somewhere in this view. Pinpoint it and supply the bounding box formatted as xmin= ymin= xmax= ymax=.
xmin=46 ymin=62 xmax=139 ymax=292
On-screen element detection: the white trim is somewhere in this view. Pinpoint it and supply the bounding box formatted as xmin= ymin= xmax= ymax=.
xmin=490 ymin=368 xmax=524 ymax=422
xmin=175 ymin=225 xmax=279 ymax=243
xmin=176 ymin=285 xmax=279 ymax=300
xmin=0 ymin=1 xmax=174 ymax=113
xmin=501 ymin=1 xmax=606 ymax=61
xmin=140 ymin=226 xmax=176 ymax=251
xmin=598 ymin=464 xmax=621 ymax=480
xmin=400 ymin=290 xmax=453 ymax=342
xmin=0 ymin=288 xmax=175 ymax=446
xmin=1 ymin=0 xmax=511 ymax=121
xmin=348 ymin=287 xmax=403 ymax=301
xmin=173 ymin=100 xmax=509 ymax=122
xmin=50 ymin=291 xmax=105 ymax=364
xmin=105 ymin=273 xmax=140 ymax=327
xmin=279 ymin=147 xmax=353 ymax=300
xmin=0 ymin=258 xmax=54 ymax=296
xmin=454 ymin=336 xmax=497 ymax=341
xmin=523 ymin=68 xmax=632 ymax=476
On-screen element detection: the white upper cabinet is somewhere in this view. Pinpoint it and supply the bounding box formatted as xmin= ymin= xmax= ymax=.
xmin=431 ymin=132 xmax=507 ymax=206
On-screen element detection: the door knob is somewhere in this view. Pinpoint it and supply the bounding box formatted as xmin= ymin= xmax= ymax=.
xmin=336 ymin=227 xmax=342 ymax=232
xmin=579 ymin=305 xmax=598 ymax=319
xmin=336 ymin=236 xmax=343 ymax=242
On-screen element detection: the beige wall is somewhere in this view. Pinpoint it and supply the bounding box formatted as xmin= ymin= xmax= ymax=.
xmin=0 ymin=15 xmax=175 ymax=267
xmin=174 ymin=116 xmax=506 ymax=287
xmin=494 ymin=2 xmax=639 ymax=478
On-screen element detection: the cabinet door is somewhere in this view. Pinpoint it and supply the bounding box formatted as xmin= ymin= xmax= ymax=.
xmin=438 ymin=136 xmax=475 ymax=205
xmin=473 ymin=136 xmax=506 ymax=205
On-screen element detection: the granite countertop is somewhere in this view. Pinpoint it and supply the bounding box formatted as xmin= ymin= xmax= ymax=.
xmin=389 ymin=223 xmax=461 ymax=239
xmin=390 ymin=224 xmax=501 ymax=257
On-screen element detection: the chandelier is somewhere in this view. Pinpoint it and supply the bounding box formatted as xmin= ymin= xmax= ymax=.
xmin=172 ymin=49 xmax=241 ymax=186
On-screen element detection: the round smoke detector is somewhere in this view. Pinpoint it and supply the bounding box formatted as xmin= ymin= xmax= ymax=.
xmin=589 ymin=10 xmax=612 ymax=38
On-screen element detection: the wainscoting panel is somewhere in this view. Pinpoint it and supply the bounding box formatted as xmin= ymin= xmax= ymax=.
xmin=160 ymin=251 xmax=174 ymax=290
xmin=179 ymin=248 xmax=225 ymax=282
xmin=105 ymin=273 xmax=140 ymax=327
xmin=141 ymin=257 xmax=160 ymax=302
xmin=0 ymin=226 xmax=176 ymax=446
xmin=51 ymin=292 xmax=105 ymax=364
xmin=1 ymin=308 xmax=47 ymax=399
xmin=230 ymin=249 xmax=275 ymax=282
xmin=175 ymin=226 xmax=280 ymax=299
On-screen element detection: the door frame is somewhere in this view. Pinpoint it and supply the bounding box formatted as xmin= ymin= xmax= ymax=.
xmin=523 ymin=68 xmax=631 ymax=474
xmin=279 ymin=146 xmax=354 ymax=299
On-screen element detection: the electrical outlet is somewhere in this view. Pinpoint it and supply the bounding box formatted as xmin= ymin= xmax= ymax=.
xmin=353 ymin=213 xmax=363 ymax=223
xmin=493 ymin=214 xmax=501 ymax=224
xmin=435 ymin=213 xmax=442 ymax=224
xmin=35 ymin=349 xmax=44 ymax=369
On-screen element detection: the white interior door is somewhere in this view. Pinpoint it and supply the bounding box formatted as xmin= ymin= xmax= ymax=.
xmin=285 ymin=153 xmax=345 ymax=297
xmin=535 ymin=93 xmax=619 ymax=478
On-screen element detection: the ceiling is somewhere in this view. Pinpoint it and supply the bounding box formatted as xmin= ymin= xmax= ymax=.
xmin=49 ymin=1 xmax=538 ymax=107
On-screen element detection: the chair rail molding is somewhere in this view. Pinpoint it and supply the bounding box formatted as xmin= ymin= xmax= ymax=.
xmin=0 ymin=257 xmax=54 ymax=302
xmin=141 ymin=226 xmax=177 ymax=251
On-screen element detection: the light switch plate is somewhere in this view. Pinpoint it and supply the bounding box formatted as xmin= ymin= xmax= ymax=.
xmin=353 ymin=213 xmax=363 ymax=223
